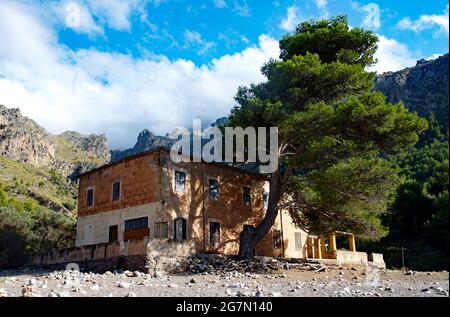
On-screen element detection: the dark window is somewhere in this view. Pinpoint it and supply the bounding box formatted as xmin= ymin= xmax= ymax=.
xmin=174 ymin=218 xmax=187 ymax=241
xmin=155 ymin=222 xmax=168 ymax=239
xmin=209 ymin=179 xmax=219 ymax=200
xmin=109 ymin=225 xmax=118 ymax=242
xmin=87 ymin=188 xmax=94 ymax=207
xmin=175 ymin=171 xmax=186 ymax=192
xmin=210 ymin=222 xmax=220 ymax=247
xmin=125 ymin=217 xmax=148 ymax=231
xmin=263 ymin=192 xmax=269 ymax=209
xmin=273 ymin=230 xmax=282 ymax=249
xmin=112 ymin=182 xmax=121 ymax=201
xmin=243 ymin=186 xmax=251 ymax=205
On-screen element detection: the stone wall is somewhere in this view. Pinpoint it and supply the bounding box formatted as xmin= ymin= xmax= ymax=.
xmin=29 ymin=238 xmax=196 ymax=273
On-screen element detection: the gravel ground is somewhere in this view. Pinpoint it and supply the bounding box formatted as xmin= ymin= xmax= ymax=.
xmin=0 ymin=266 xmax=448 ymax=297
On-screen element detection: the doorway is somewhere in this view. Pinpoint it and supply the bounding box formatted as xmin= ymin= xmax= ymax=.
xmin=109 ymin=225 xmax=118 ymax=242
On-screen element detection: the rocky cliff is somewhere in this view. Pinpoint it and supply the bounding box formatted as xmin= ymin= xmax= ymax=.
xmin=375 ymin=53 xmax=449 ymax=129
xmin=0 ymin=105 xmax=55 ymax=167
xmin=0 ymin=105 xmax=110 ymax=179
xmin=110 ymin=129 xmax=173 ymax=162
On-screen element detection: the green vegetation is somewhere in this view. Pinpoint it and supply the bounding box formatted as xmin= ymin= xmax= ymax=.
xmin=228 ymin=16 xmax=427 ymax=259
xmin=53 ymin=136 xmax=106 ymax=166
xmin=0 ymin=155 xmax=77 ymax=212
xmin=0 ymin=181 xmax=76 ymax=269
xmin=360 ymin=117 xmax=449 ymax=270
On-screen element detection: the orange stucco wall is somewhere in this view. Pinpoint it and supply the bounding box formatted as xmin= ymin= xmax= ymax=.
xmin=76 ymin=149 xmax=307 ymax=258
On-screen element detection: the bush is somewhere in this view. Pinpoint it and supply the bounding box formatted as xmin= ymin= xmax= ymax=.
xmin=0 ymin=203 xmax=76 ymax=269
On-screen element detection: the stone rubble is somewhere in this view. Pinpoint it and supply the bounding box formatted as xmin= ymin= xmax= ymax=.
xmin=0 ymin=258 xmax=448 ymax=297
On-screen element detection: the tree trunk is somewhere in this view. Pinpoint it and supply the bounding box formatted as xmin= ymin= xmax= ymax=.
xmin=238 ymin=172 xmax=282 ymax=260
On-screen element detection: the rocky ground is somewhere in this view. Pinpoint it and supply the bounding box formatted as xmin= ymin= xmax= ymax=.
xmin=0 ymin=258 xmax=448 ymax=297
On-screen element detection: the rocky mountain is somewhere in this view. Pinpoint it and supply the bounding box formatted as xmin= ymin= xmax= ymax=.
xmin=0 ymin=105 xmax=111 ymax=212
xmin=375 ymin=53 xmax=449 ymax=129
xmin=0 ymin=105 xmax=110 ymax=180
xmin=0 ymin=106 xmax=55 ymax=167
xmin=110 ymin=129 xmax=173 ymax=162
xmin=110 ymin=117 xmax=232 ymax=163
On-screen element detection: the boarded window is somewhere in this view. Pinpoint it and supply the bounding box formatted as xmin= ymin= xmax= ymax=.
xmin=112 ymin=182 xmax=121 ymax=201
xmin=263 ymin=192 xmax=269 ymax=209
xmin=125 ymin=217 xmax=148 ymax=231
xmin=175 ymin=171 xmax=186 ymax=192
xmin=155 ymin=222 xmax=168 ymax=239
xmin=86 ymin=188 xmax=94 ymax=207
xmin=210 ymin=222 xmax=220 ymax=247
xmin=209 ymin=179 xmax=219 ymax=200
xmin=243 ymin=187 xmax=251 ymax=205
xmin=273 ymin=230 xmax=282 ymax=249
xmin=295 ymin=232 xmax=302 ymax=251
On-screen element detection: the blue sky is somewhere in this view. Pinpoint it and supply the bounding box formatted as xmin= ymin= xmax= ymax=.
xmin=57 ymin=0 xmax=449 ymax=64
xmin=0 ymin=0 xmax=448 ymax=148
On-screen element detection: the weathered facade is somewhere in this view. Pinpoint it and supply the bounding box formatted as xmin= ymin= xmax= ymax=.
xmin=71 ymin=148 xmax=385 ymax=269
xmin=76 ymin=148 xmax=308 ymax=258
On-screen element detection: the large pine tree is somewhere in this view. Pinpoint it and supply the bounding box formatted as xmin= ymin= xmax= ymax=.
xmin=227 ymin=16 xmax=428 ymax=259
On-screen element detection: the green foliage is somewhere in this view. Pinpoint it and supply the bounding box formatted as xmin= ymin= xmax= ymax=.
xmin=0 ymin=184 xmax=76 ymax=269
xmin=363 ymin=117 xmax=449 ymax=270
xmin=288 ymin=157 xmax=397 ymax=240
xmin=0 ymin=156 xmax=78 ymax=212
xmin=279 ymin=15 xmax=378 ymax=66
xmin=229 ymin=16 xmax=427 ymax=240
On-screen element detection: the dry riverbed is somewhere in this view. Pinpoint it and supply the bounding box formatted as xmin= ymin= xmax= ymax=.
xmin=0 ymin=265 xmax=448 ymax=297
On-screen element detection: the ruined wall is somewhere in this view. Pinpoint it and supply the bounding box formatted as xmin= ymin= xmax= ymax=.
xmin=30 ymin=238 xmax=195 ymax=273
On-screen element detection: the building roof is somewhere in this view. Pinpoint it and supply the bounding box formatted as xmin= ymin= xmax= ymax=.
xmin=77 ymin=146 xmax=269 ymax=180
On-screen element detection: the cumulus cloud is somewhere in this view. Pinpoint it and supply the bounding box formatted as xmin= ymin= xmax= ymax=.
xmin=369 ymin=35 xmax=417 ymax=74
xmin=397 ymin=5 xmax=449 ymax=36
xmin=280 ymin=5 xmax=301 ymax=32
xmin=0 ymin=1 xmax=279 ymax=149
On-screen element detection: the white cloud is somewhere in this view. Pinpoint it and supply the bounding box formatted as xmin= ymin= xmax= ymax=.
xmin=183 ymin=30 xmax=216 ymax=55
xmin=397 ymin=5 xmax=449 ymax=36
xmin=369 ymin=35 xmax=417 ymax=74
xmin=214 ymin=0 xmax=227 ymax=9
xmin=315 ymin=0 xmax=327 ymax=9
xmin=0 ymin=1 xmax=279 ymax=149
xmin=280 ymin=5 xmax=301 ymax=32
xmin=85 ymin=0 xmax=138 ymax=31
xmin=426 ymin=53 xmax=446 ymax=61
xmin=233 ymin=0 xmax=250 ymax=17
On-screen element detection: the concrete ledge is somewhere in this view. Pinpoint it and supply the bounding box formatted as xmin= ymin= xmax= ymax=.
xmin=368 ymin=252 xmax=386 ymax=269
xmin=335 ymin=250 xmax=369 ymax=267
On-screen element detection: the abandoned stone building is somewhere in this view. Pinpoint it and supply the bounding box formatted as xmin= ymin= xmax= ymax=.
xmin=31 ymin=147 xmax=385 ymax=270
xmin=75 ymin=148 xmax=304 ymax=258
